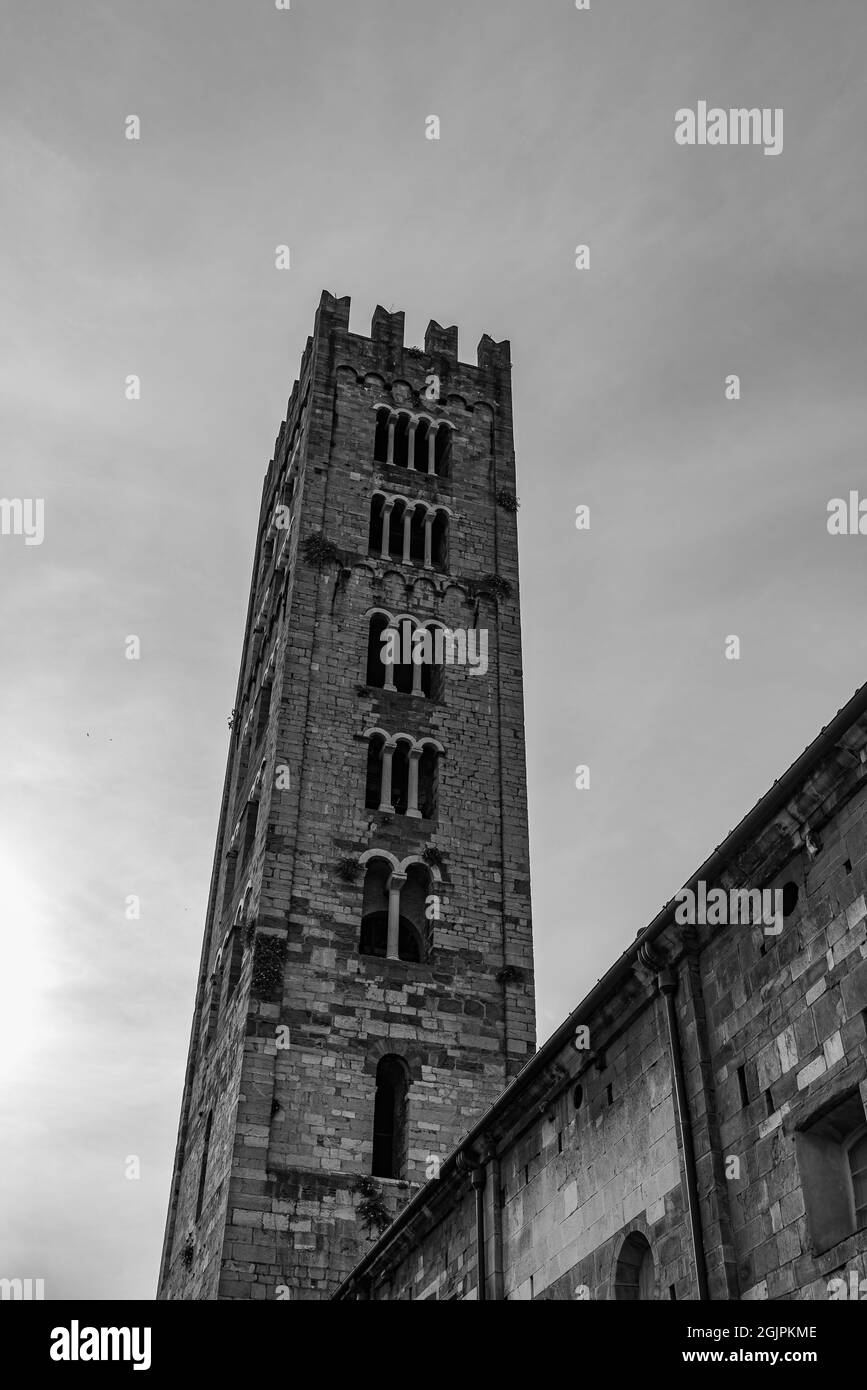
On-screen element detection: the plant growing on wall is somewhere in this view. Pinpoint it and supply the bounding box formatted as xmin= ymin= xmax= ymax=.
xmin=495 ymin=964 xmax=524 ymax=985
xmin=301 ymin=532 xmax=339 ymax=568
xmin=250 ymin=935 xmax=286 ymax=1000
xmin=353 ymin=1177 xmax=391 ymax=1236
xmin=496 ymin=488 xmax=520 ymax=512
xmin=477 ymin=572 xmax=512 ymax=601
xmin=335 ymin=856 xmax=360 ymax=883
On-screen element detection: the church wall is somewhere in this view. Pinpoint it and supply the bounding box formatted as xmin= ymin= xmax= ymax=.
xmin=342 ymin=702 xmax=867 ymax=1300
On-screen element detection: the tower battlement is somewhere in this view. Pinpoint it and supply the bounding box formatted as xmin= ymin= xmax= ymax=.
xmin=315 ymin=288 xmax=511 ymax=380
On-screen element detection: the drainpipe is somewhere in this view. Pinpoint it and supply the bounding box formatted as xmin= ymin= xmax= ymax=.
xmin=471 ymin=1165 xmax=487 ymax=1302
xmin=488 ymin=1154 xmax=504 ymax=1301
xmin=658 ymin=965 xmax=709 ymax=1300
xmin=458 ymin=1146 xmax=487 ymax=1301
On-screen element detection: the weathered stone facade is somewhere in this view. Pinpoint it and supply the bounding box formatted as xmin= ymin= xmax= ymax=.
xmin=157 ymin=292 xmax=536 ymax=1300
xmin=335 ymin=688 xmax=867 ymax=1300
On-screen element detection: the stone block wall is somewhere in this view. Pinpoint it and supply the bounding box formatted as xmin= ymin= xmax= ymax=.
xmin=338 ymin=697 xmax=867 ymax=1301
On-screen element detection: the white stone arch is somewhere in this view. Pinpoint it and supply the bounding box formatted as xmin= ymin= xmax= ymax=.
xmin=391 ymin=731 xmax=416 ymax=750
xmin=362 ymin=725 xmax=391 ymax=744
xmin=359 ymin=847 xmax=401 ymax=873
xmin=413 ymin=736 xmax=445 ymax=756
xmin=234 ymin=880 xmax=254 ymax=925
xmin=399 ymin=854 xmax=441 ymax=883
xmin=249 ymin=758 xmax=267 ymax=803
xmin=364 ymin=604 xmax=397 ymax=624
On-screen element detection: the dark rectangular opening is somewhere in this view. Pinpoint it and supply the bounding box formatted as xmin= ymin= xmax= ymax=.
xmin=736 ymin=1065 xmax=749 ymax=1108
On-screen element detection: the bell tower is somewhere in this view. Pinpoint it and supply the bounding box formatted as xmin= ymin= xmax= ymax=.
xmin=157 ymin=291 xmax=536 ymax=1300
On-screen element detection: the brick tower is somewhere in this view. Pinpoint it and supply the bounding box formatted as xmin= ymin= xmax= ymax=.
xmin=157 ymin=292 xmax=536 ymax=1300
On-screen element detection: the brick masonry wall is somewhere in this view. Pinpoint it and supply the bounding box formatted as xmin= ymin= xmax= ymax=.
xmin=703 ymin=779 xmax=867 ymax=1301
xmin=158 ymin=293 xmax=537 ymax=1299
xmin=346 ymin=705 xmax=867 ymax=1300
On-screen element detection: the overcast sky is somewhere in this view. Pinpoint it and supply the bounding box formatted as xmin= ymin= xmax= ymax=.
xmin=2 ymin=0 xmax=866 ymax=1300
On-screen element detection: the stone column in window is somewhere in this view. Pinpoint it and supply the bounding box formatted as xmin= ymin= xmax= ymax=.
xmin=387 ymin=414 xmax=396 ymax=466
xmin=380 ymin=499 xmax=395 ymax=560
xmin=427 ymin=422 xmax=438 ymax=475
xmin=411 ymin=627 xmax=425 ymax=697
xmin=407 ymin=748 xmax=422 ymax=818
xmin=407 ymin=419 xmax=418 ymax=471
xmin=379 ymin=739 xmax=396 ymax=813
xmin=402 ymin=506 xmax=413 ymax=564
xmin=386 ymin=872 xmax=407 ymax=959
xmin=383 ymin=625 xmax=397 ymax=692
xmin=423 ymin=511 xmax=434 ymax=569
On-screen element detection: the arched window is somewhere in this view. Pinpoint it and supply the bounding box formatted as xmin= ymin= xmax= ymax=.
xmin=195 ymin=1111 xmax=213 ymax=1222
xmin=430 ymin=510 xmax=448 ymax=570
xmin=374 ymin=407 xmax=390 ymax=464
xmin=373 ymin=407 xmax=453 ymax=476
xmin=368 ymin=497 xmax=449 ymax=571
xmin=364 ymin=733 xmax=441 ymax=818
xmin=366 ymin=613 xmax=393 ymax=689
xmin=222 ymin=927 xmax=244 ymax=1003
xmin=222 ymin=846 xmax=239 ymax=920
xmin=417 ymin=623 xmax=447 ymax=701
xmin=372 ymin=1055 xmax=410 ymax=1180
xmin=255 ymin=675 xmax=272 ymax=746
xmin=614 ymin=1232 xmax=656 ymax=1300
xmin=365 ymin=614 xmax=447 ymax=700
xmin=402 ymin=863 xmax=432 ymax=935
xmin=204 ymin=966 xmax=221 ymax=1047
xmin=434 ymin=423 xmax=452 ymax=477
xmin=417 ymin=743 xmax=440 ymax=819
xmin=846 ymin=1127 xmax=867 ymax=1229
xmin=365 ymin=733 xmax=387 ymax=810
xmin=388 ymin=500 xmax=409 ymax=561
xmin=368 ymin=493 xmax=384 ymax=553
xmin=359 ymin=859 xmax=424 ymax=962
xmin=364 ymin=735 xmax=409 ymax=814
xmin=393 ymin=413 xmax=411 ymax=468
xmin=241 ymin=798 xmax=259 ymax=870
xmin=225 ymin=894 xmax=249 ymax=1002
xmin=408 ymin=503 xmax=426 ymax=565
xmin=390 ymin=742 xmax=410 ymax=814
xmin=414 ymin=417 xmax=431 ymax=472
